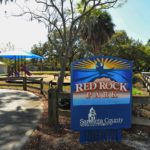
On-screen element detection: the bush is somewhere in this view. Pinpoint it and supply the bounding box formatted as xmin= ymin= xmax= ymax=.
xmin=132 ymin=87 xmax=143 ymax=95
xmin=133 ymin=73 xmax=144 ymax=88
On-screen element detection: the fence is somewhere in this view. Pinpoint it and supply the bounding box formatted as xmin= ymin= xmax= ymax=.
xmin=141 ymin=72 xmax=150 ymax=95
xmin=0 ymin=76 xmax=150 ymax=126
xmin=0 ymin=77 xmax=49 ymax=97
xmin=25 ymin=77 xmax=49 ymax=96
xmin=0 ymin=77 xmax=26 ymax=90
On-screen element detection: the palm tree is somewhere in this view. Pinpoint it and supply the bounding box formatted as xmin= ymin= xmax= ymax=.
xmin=80 ymin=10 xmax=114 ymax=55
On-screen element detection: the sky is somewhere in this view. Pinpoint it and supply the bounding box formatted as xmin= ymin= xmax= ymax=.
xmin=109 ymin=0 xmax=150 ymax=44
xmin=0 ymin=0 xmax=149 ymax=51
xmin=0 ymin=1 xmax=47 ymax=51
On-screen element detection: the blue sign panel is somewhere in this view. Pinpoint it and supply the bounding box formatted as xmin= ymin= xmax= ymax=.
xmin=71 ymin=56 xmax=132 ymax=143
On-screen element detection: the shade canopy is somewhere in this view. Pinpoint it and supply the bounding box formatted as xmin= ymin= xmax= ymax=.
xmin=0 ymin=50 xmax=43 ymax=59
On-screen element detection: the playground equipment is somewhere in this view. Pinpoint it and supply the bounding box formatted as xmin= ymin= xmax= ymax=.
xmin=0 ymin=50 xmax=43 ymax=77
xmin=20 ymin=65 xmax=32 ymax=76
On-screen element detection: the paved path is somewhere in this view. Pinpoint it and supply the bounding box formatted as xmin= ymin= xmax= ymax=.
xmin=0 ymin=89 xmax=42 ymax=150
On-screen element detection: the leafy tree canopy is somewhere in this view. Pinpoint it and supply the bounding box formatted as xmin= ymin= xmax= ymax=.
xmin=102 ymin=30 xmax=150 ymax=71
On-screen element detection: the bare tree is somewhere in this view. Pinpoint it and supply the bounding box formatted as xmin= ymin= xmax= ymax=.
xmin=0 ymin=0 xmax=14 ymax=4
xmin=15 ymin=0 xmax=126 ymax=92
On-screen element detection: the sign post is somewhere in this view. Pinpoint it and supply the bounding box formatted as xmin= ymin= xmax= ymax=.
xmin=71 ymin=56 xmax=132 ymax=143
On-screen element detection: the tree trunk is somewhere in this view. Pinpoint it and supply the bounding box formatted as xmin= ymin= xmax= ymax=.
xmin=40 ymin=59 xmax=43 ymax=71
xmin=57 ymin=56 xmax=67 ymax=92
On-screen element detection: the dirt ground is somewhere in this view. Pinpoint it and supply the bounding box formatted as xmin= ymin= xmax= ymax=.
xmin=32 ymin=74 xmax=70 ymax=83
xmin=22 ymin=90 xmax=150 ymax=150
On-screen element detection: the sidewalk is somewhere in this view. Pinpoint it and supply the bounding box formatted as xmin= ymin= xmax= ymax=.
xmin=0 ymin=89 xmax=43 ymax=150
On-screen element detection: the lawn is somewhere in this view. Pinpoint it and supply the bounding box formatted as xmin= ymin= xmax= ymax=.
xmin=132 ymin=87 xmax=143 ymax=95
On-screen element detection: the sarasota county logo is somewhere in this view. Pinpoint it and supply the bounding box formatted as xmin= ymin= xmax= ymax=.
xmin=88 ymin=107 xmax=96 ymax=122
xmin=80 ymin=107 xmax=123 ymax=127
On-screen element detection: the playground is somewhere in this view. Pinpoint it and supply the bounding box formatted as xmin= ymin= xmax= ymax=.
xmin=0 ymin=50 xmax=43 ymax=78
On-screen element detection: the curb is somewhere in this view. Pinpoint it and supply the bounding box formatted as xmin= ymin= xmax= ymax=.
xmin=11 ymin=106 xmax=43 ymax=150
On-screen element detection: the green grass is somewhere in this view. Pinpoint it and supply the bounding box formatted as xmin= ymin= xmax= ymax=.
xmin=0 ymin=73 xmax=7 ymax=76
xmin=132 ymin=87 xmax=143 ymax=95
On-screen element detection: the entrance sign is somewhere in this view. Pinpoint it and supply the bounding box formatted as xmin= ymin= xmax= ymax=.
xmin=71 ymin=56 xmax=132 ymax=143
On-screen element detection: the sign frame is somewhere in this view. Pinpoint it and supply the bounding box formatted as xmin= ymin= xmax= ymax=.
xmin=71 ymin=56 xmax=133 ymax=143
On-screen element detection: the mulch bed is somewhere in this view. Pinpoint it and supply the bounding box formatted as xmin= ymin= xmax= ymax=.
xmin=22 ymin=90 xmax=150 ymax=150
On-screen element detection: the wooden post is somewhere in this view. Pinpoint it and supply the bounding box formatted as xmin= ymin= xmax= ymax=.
xmin=48 ymin=89 xmax=58 ymax=125
xmin=40 ymin=78 xmax=43 ymax=94
xmin=148 ymin=84 xmax=150 ymax=97
xmin=15 ymin=56 xmax=17 ymax=76
xmin=23 ymin=77 xmax=27 ymax=90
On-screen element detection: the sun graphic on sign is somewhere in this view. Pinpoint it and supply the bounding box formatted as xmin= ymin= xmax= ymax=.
xmin=74 ymin=57 xmax=131 ymax=70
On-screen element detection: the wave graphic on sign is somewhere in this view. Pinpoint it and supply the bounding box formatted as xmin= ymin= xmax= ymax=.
xmin=73 ymin=69 xmax=131 ymax=85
